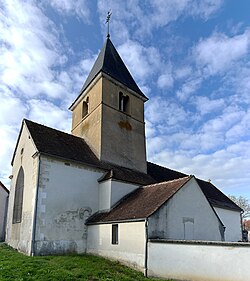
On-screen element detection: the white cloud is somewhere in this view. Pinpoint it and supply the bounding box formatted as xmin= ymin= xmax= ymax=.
xmin=0 ymin=0 xmax=88 ymax=187
xmin=118 ymin=40 xmax=162 ymax=83
xmin=146 ymin=97 xmax=189 ymax=129
xmin=194 ymin=30 xmax=250 ymax=75
xmin=97 ymin=0 xmax=223 ymax=40
xmin=174 ymin=66 xmax=192 ymax=80
xmin=148 ymin=0 xmax=223 ymax=35
xmin=28 ymin=99 xmax=71 ymax=132
xmin=176 ymin=78 xmax=202 ymax=101
xmin=45 ymin=0 xmax=91 ymax=21
xmin=0 ymin=0 xmax=66 ymax=99
xmin=148 ymin=140 xmax=250 ymax=197
xmin=194 ymin=96 xmax=225 ymax=115
xmin=225 ymin=109 xmax=250 ymax=141
xmin=157 ymin=72 xmax=174 ymax=89
xmin=0 ymin=92 xmax=27 ymax=126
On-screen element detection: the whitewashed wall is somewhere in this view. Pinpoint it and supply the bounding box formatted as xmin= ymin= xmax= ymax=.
xmin=87 ymin=221 xmax=146 ymax=271
xmin=6 ymin=123 xmax=38 ymax=254
xmin=0 ymin=186 xmax=9 ymax=241
xmin=99 ymin=179 xmax=138 ymax=211
xmin=214 ymin=207 xmax=242 ymax=242
xmin=148 ymin=178 xmax=224 ymax=241
xmin=99 ymin=180 xmax=112 ymax=211
xmin=110 ymin=180 xmax=138 ymax=207
xmin=148 ymin=240 xmax=250 ymax=281
xmin=34 ymin=156 xmax=103 ymax=255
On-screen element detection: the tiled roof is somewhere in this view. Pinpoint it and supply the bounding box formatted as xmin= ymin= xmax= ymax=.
xmin=24 ymin=119 xmax=101 ymax=167
xmin=15 ymin=119 xmax=241 ymax=213
xmin=87 ymin=176 xmax=192 ymax=223
xmin=0 ymin=181 xmax=9 ymax=194
xmin=98 ymin=164 xmax=154 ymax=185
xmin=19 ymin=119 xmax=154 ymax=185
xmin=70 ymin=38 xmax=147 ymax=109
xmin=147 ymin=162 xmax=242 ymax=212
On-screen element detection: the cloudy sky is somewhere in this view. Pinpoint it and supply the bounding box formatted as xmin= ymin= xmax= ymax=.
xmin=1 ymin=0 xmax=250 ymax=200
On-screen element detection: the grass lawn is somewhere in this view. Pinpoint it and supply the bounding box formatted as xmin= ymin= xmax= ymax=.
xmin=0 ymin=243 xmax=170 ymax=280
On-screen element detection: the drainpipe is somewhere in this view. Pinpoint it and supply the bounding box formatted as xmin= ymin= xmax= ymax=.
xmin=144 ymin=218 xmax=148 ymax=277
xmin=30 ymin=153 xmax=41 ymax=256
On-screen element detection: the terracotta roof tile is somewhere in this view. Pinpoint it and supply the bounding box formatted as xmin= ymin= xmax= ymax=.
xmin=87 ymin=176 xmax=192 ymax=223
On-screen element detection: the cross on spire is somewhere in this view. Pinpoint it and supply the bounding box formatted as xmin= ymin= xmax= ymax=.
xmin=105 ymin=10 xmax=112 ymax=38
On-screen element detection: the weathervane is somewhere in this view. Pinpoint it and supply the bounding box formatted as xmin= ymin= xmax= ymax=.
xmin=106 ymin=10 xmax=112 ymax=38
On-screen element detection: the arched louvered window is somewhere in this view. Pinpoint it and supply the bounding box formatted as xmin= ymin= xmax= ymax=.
xmin=13 ymin=167 xmax=24 ymax=224
xmin=119 ymin=92 xmax=129 ymax=113
xmin=82 ymin=97 xmax=89 ymax=118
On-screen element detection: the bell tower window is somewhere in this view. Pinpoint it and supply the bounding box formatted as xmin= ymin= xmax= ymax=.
xmin=82 ymin=97 xmax=89 ymax=118
xmin=119 ymin=92 xmax=129 ymax=113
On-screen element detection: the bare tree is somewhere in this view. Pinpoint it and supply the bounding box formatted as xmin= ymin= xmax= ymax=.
xmin=228 ymin=195 xmax=250 ymax=219
xmin=244 ymin=219 xmax=250 ymax=231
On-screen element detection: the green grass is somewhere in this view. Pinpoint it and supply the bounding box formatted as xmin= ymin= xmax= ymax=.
xmin=0 ymin=243 xmax=169 ymax=280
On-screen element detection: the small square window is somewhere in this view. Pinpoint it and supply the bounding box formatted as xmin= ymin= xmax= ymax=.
xmin=112 ymin=224 xmax=118 ymax=245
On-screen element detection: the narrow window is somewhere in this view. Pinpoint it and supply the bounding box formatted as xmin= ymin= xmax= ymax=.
xmin=123 ymin=95 xmax=129 ymax=113
xmin=13 ymin=167 xmax=24 ymax=224
xmin=119 ymin=92 xmax=129 ymax=113
xmin=112 ymin=224 xmax=118 ymax=244
xmin=82 ymin=98 xmax=89 ymax=118
xmin=119 ymin=92 xmax=124 ymax=111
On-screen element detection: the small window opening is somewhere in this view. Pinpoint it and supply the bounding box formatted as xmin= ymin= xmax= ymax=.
xmin=112 ymin=224 xmax=118 ymax=244
xmin=119 ymin=92 xmax=129 ymax=113
xmin=82 ymin=97 xmax=89 ymax=118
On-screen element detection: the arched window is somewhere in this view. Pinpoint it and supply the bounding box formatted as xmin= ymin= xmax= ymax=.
xmin=13 ymin=167 xmax=24 ymax=224
xmin=119 ymin=92 xmax=129 ymax=113
xmin=82 ymin=98 xmax=89 ymax=118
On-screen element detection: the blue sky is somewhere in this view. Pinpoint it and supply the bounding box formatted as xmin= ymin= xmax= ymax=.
xmin=1 ymin=0 xmax=250 ymax=200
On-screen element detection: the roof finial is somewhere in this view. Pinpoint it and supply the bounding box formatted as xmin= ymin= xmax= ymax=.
xmin=105 ymin=10 xmax=112 ymax=38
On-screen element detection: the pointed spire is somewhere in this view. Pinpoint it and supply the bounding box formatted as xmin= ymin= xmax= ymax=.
xmin=79 ymin=38 xmax=147 ymax=100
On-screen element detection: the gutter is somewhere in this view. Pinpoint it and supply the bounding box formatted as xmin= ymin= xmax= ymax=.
xmin=144 ymin=218 xmax=149 ymax=277
xmin=30 ymin=153 xmax=41 ymax=256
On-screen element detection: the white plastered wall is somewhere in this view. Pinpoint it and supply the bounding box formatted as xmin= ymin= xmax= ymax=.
xmin=214 ymin=207 xmax=242 ymax=242
xmin=87 ymin=221 xmax=146 ymax=271
xmin=98 ymin=179 xmax=138 ymax=211
xmin=111 ymin=180 xmax=138 ymax=207
xmin=0 ymin=186 xmax=9 ymax=241
xmin=148 ymin=241 xmax=250 ymax=281
xmin=34 ymin=155 xmax=103 ymax=255
xmin=148 ymin=177 xmax=224 ymax=241
xmin=6 ymin=123 xmax=38 ymax=254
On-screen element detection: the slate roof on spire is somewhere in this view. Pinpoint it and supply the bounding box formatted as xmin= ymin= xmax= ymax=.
xmin=73 ymin=38 xmax=147 ymax=107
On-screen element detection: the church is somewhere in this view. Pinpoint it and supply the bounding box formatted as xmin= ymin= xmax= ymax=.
xmin=6 ymin=36 xmax=242 ymax=269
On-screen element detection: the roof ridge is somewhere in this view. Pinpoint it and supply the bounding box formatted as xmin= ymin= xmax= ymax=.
xmin=144 ymin=175 xmax=191 ymax=188
xmin=147 ymin=161 xmax=187 ymax=175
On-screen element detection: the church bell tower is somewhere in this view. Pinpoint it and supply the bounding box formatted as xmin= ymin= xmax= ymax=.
xmin=69 ymin=38 xmax=148 ymax=173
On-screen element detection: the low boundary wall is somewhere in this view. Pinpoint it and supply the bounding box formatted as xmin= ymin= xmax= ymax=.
xmin=148 ymin=239 xmax=250 ymax=281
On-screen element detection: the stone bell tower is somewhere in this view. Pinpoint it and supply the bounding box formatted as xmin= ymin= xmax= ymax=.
xmin=69 ymin=38 xmax=148 ymax=173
